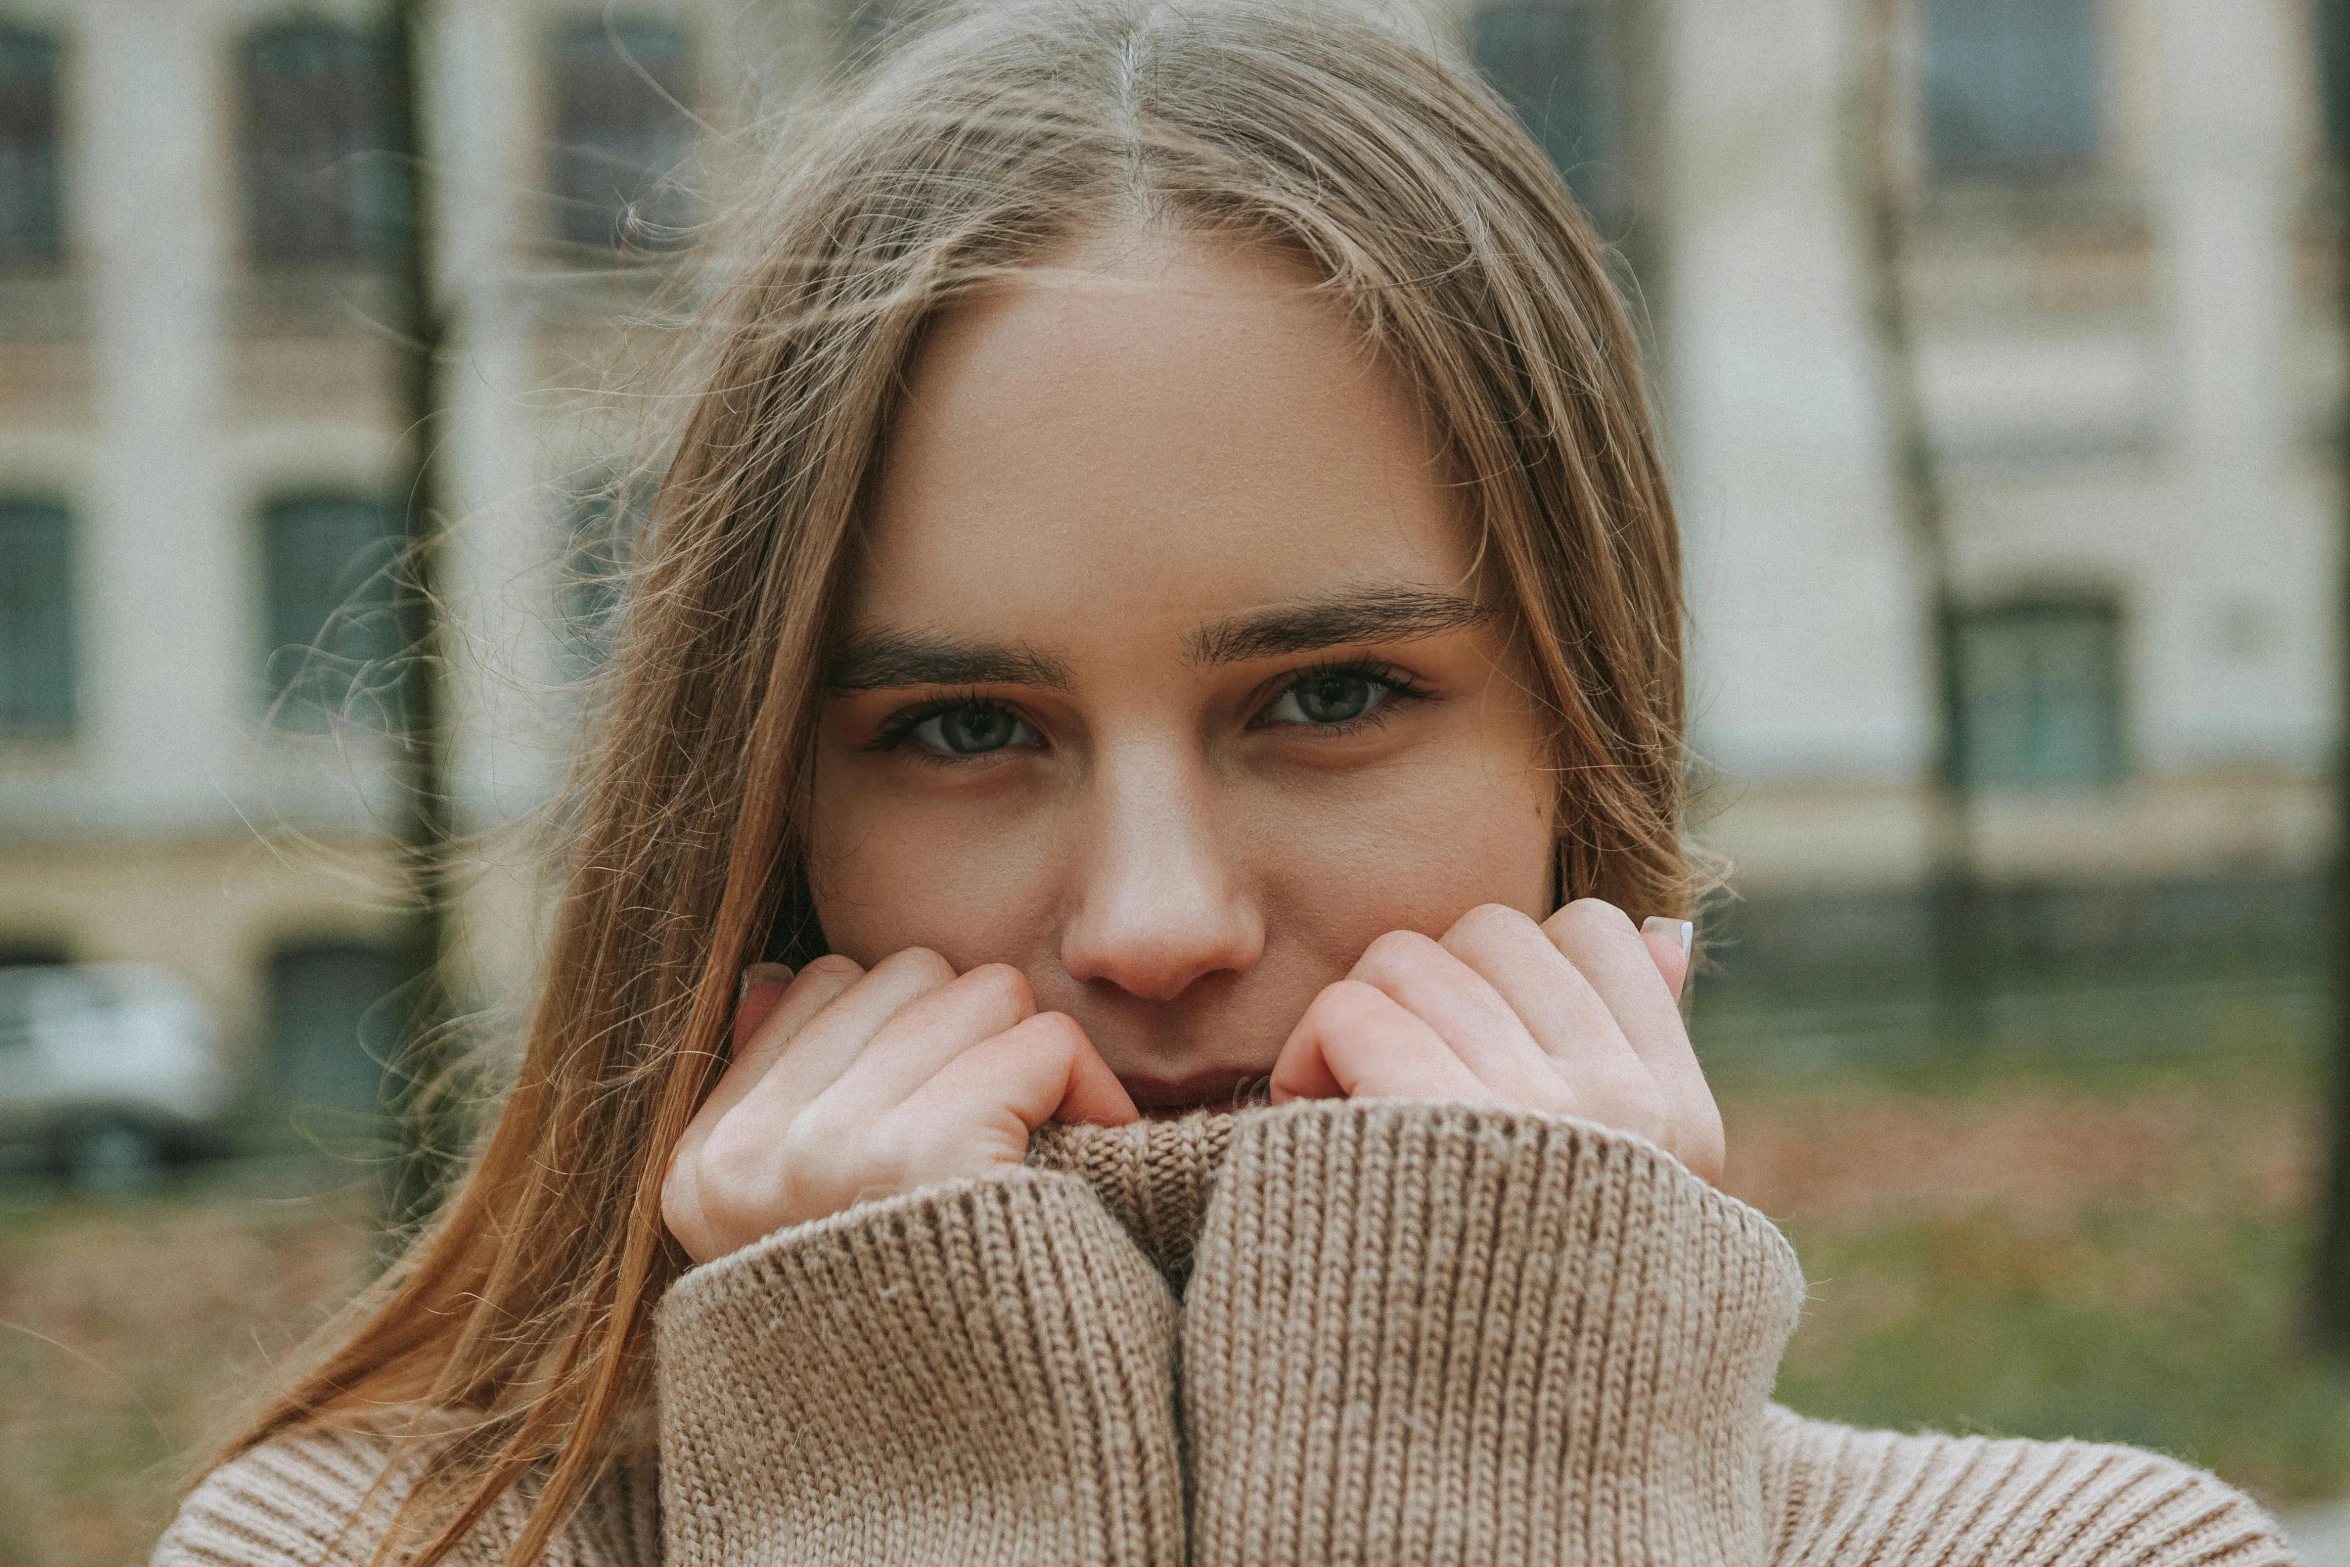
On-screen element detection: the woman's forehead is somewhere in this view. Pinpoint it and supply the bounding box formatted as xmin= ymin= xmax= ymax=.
xmin=843 ymin=231 xmax=1482 ymax=648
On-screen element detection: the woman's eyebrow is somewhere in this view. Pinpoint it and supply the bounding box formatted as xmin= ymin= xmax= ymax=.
xmin=826 ymin=630 xmax=1073 ymax=691
xmin=1186 ymin=586 xmax=1492 ymax=666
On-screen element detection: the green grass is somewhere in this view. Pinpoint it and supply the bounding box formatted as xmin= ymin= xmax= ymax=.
xmin=0 ymin=1165 xmax=378 ymax=1567
xmin=1768 ymin=1200 xmax=2350 ymax=1496
xmin=1703 ymin=972 xmax=2350 ymax=1508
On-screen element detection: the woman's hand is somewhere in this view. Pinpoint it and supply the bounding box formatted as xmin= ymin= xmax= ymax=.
xmin=1268 ymin=899 xmax=1724 ymax=1184
xmin=661 ymin=949 xmax=1139 ymax=1263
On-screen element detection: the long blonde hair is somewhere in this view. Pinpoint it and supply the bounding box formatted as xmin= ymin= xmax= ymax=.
xmin=219 ymin=1 xmax=1691 ymax=1560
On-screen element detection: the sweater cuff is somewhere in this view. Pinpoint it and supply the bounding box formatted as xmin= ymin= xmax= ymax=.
xmin=1180 ymin=1098 xmax=1806 ymax=1567
xmin=655 ymin=1167 xmax=1186 ymax=1567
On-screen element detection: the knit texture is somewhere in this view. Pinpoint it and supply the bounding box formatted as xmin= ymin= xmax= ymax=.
xmin=154 ymin=1099 xmax=2300 ymax=1567
xmin=656 ymin=1166 xmax=1186 ymax=1566
xmin=1180 ymin=1100 xmax=1803 ymax=1566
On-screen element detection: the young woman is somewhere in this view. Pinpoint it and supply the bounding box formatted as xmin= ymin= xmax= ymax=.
xmin=158 ymin=2 xmax=2295 ymax=1565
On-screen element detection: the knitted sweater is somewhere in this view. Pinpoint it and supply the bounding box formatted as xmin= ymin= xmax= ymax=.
xmin=154 ymin=1099 xmax=2298 ymax=1567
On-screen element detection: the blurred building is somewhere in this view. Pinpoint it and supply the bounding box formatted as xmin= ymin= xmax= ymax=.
xmin=1653 ymin=0 xmax=2338 ymax=992
xmin=0 ymin=0 xmax=810 ymax=1123
xmin=0 ymin=0 xmax=2337 ymax=1113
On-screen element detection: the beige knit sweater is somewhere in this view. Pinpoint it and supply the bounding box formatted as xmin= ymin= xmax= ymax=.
xmin=155 ymin=1099 xmax=2298 ymax=1567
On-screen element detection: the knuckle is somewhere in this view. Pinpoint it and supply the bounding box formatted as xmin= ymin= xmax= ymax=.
xmin=1316 ymin=978 xmax=1385 ymax=1019
xmin=1558 ymin=897 xmax=1636 ymax=938
xmin=698 ymin=1116 xmax=772 ymax=1189
xmin=1598 ymin=1076 xmax=1672 ymax=1138
xmin=960 ymin=962 xmax=1035 ymax=1014
xmin=1295 ymin=981 xmax=1390 ymax=1047
xmin=1019 ymin=1009 xmax=1083 ymax=1055
xmin=796 ymin=953 xmax=865 ymax=986
xmin=876 ymin=946 xmax=956 ymax=985
xmin=1447 ymin=902 xmax=1539 ymax=953
xmin=1359 ymin=927 xmax=1441 ymax=977
xmin=784 ymin=1103 xmax=850 ymax=1160
xmin=861 ymin=1119 xmax=934 ymax=1185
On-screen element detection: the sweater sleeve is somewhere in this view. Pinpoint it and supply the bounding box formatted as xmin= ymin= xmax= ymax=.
xmin=1177 ymin=1097 xmax=1808 ymax=1567
xmin=151 ymin=1425 xmax=661 ymax=1567
xmin=652 ymin=1164 xmax=1187 ymax=1567
xmin=1759 ymin=1405 xmax=2302 ymax=1567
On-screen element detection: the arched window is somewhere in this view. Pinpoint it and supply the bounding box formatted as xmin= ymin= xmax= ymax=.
xmin=260 ymin=495 xmax=404 ymax=729
xmin=0 ymin=498 xmax=75 ymax=737
xmin=1923 ymin=0 xmax=2098 ymax=182
xmin=1468 ymin=0 xmax=1620 ymax=224
xmin=549 ymin=18 xmax=695 ymax=253
xmin=1949 ymin=596 xmax=2124 ymax=788
xmin=0 ymin=25 xmax=63 ymax=268
xmin=240 ymin=19 xmax=404 ymax=266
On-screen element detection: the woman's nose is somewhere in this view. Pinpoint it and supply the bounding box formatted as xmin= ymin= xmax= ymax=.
xmin=1058 ymin=751 xmax=1264 ymax=1002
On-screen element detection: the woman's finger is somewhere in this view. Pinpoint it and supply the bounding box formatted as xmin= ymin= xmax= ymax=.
xmin=737 ymin=957 xmax=866 ymax=1076
xmin=687 ymin=957 xmax=864 ymax=1139
xmin=900 ymin=1010 xmax=1137 ymax=1136
xmin=1541 ymin=901 xmax=1692 ymax=1076
xmin=1438 ymin=902 xmax=1663 ymax=1132
xmin=734 ymin=963 xmax=794 ymax=1052
xmin=753 ymin=954 xmax=877 ymax=1055
xmin=820 ymin=962 xmax=1039 ymax=1118
xmin=1545 ymin=900 xmax=1722 ymax=1181
xmin=729 ymin=947 xmax=958 ymax=1122
xmin=1269 ymin=979 xmax=1492 ymax=1105
xmin=1639 ymin=916 xmax=1692 ymax=1003
xmin=1437 ymin=904 xmax=1627 ymax=1055
xmin=1347 ymin=926 xmax=1566 ymax=1104
xmin=875 ymin=1013 xmax=1136 ymax=1188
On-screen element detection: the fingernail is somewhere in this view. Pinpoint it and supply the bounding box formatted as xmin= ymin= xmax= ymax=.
xmin=737 ymin=961 xmax=792 ymax=1004
xmin=1642 ymin=916 xmax=1694 ymax=958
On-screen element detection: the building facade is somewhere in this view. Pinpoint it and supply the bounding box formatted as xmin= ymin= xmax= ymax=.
xmin=0 ymin=0 xmax=2336 ymax=1113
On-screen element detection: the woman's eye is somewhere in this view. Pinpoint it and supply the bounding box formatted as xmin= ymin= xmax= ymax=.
xmin=907 ymin=703 xmax=1039 ymax=756
xmin=1263 ymin=671 xmax=1390 ymax=727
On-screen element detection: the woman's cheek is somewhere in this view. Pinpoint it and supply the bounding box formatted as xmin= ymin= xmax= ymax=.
xmin=1250 ymin=754 xmax=1554 ymax=965
xmin=805 ymin=783 xmax=1064 ymax=970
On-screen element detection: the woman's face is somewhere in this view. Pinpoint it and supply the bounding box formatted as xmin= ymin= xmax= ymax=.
xmin=807 ymin=232 xmax=1557 ymax=1112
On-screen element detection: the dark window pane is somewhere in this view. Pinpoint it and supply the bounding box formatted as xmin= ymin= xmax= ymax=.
xmin=2318 ymin=0 xmax=2350 ymax=165
xmin=557 ymin=480 xmax=643 ymax=678
xmin=261 ymin=496 xmax=404 ymax=730
xmin=266 ymin=942 xmax=402 ymax=1122
xmin=1924 ymin=0 xmax=2098 ymax=181
xmin=1952 ymin=600 xmax=2123 ymax=788
xmin=551 ymin=20 xmax=694 ymax=253
xmin=241 ymin=21 xmax=405 ymax=266
xmin=1470 ymin=1 xmax=1620 ymax=223
xmin=0 ymin=27 xmax=63 ymax=267
xmin=0 ymin=499 xmax=74 ymax=736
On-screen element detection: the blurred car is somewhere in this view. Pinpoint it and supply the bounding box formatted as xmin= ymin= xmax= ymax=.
xmin=0 ymin=962 xmax=233 ymax=1180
